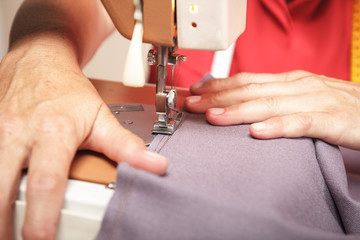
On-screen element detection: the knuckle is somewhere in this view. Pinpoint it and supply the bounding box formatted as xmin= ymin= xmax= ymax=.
xmin=209 ymin=91 xmax=226 ymax=105
xmin=22 ymin=224 xmax=54 ymax=240
xmin=27 ymin=171 xmax=62 ymax=193
xmin=233 ymin=72 xmax=253 ymax=85
xmin=299 ymin=75 xmax=316 ymax=85
xmin=206 ymin=79 xmax=223 ymax=89
xmin=117 ymin=127 xmax=138 ymax=141
xmin=285 ymin=70 xmax=310 ymax=81
xmin=261 ymin=96 xmax=281 ymax=113
xmin=300 ymin=75 xmax=327 ymax=88
xmin=235 ymin=72 xmax=251 ymax=82
xmin=295 ymin=113 xmax=313 ymax=133
xmin=227 ymin=104 xmax=244 ymax=116
xmin=0 ymin=113 xmax=23 ymax=139
xmin=119 ymin=128 xmax=144 ymax=147
xmin=35 ymin=114 xmax=74 ymax=136
xmin=242 ymin=82 xmax=260 ymax=93
xmin=111 ymin=129 xmax=144 ymax=159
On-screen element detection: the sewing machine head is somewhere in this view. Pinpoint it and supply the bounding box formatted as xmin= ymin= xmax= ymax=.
xmin=102 ymin=0 xmax=247 ymax=49
xmin=102 ymin=0 xmax=247 ymax=134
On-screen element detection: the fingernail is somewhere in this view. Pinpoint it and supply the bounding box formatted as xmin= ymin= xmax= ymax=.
xmin=142 ymin=150 xmax=167 ymax=164
xmin=208 ymin=108 xmax=225 ymax=115
xmin=252 ymin=122 xmax=267 ymax=131
xmin=191 ymin=82 xmax=203 ymax=89
xmin=186 ymin=95 xmax=201 ymax=103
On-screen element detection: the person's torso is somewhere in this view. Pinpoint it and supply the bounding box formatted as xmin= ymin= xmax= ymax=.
xmin=149 ymin=0 xmax=352 ymax=88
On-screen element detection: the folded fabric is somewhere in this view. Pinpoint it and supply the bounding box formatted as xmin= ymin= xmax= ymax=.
xmin=97 ymin=113 xmax=360 ymax=240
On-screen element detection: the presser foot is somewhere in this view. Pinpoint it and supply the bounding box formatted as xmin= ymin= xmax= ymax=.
xmin=152 ymin=111 xmax=183 ymax=135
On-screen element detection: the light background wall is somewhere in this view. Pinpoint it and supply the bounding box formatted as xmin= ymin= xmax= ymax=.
xmin=0 ymin=0 xmax=150 ymax=82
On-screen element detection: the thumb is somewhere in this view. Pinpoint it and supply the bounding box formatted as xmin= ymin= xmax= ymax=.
xmin=82 ymin=105 xmax=168 ymax=175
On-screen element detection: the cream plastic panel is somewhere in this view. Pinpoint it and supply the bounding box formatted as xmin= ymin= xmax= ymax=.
xmin=177 ymin=0 xmax=247 ymax=50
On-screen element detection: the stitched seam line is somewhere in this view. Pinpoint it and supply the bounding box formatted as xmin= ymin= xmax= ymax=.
xmin=107 ymin=167 xmax=137 ymax=240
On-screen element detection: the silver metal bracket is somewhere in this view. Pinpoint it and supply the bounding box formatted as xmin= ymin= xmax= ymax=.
xmin=148 ymin=46 xmax=186 ymax=135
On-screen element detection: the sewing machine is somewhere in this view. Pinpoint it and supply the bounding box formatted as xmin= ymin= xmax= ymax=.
xmin=103 ymin=0 xmax=247 ymax=135
xmin=15 ymin=0 xmax=247 ymax=239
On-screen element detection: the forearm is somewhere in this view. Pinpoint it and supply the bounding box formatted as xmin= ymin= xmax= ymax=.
xmin=8 ymin=0 xmax=114 ymax=67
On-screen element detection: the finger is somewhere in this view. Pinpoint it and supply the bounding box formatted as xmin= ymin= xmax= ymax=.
xmin=82 ymin=105 xmax=168 ymax=175
xmin=0 ymin=115 xmax=27 ymax=239
xmin=190 ymin=70 xmax=311 ymax=95
xmin=205 ymin=93 xmax=333 ymax=126
xmin=0 ymin=145 xmax=27 ymax=240
xmin=248 ymin=112 xmax=348 ymax=146
xmin=186 ymin=77 xmax=328 ymax=114
xmin=22 ymin=119 xmax=77 ymax=239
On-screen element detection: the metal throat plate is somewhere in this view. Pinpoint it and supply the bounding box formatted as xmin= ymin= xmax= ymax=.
xmin=109 ymin=104 xmax=156 ymax=146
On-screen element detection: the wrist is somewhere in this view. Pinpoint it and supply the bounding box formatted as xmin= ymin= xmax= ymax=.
xmin=3 ymin=33 xmax=82 ymax=73
xmin=11 ymin=32 xmax=79 ymax=62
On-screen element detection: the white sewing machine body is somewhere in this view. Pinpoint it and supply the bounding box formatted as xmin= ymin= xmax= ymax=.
xmin=102 ymin=0 xmax=247 ymax=50
xmin=15 ymin=176 xmax=113 ymax=240
xmin=176 ymin=0 xmax=247 ymax=50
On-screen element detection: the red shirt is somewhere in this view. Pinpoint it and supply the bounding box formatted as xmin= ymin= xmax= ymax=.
xmin=149 ymin=0 xmax=352 ymax=88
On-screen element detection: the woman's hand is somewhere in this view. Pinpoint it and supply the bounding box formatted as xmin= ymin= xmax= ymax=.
xmin=185 ymin=70 xmax=360 ymax=150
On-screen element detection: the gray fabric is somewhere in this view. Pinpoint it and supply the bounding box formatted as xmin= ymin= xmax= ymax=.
xmin=341 ymin=147 xmax=360 ymax=174
xmin=96 ymin=113 xmax=360 ymax=240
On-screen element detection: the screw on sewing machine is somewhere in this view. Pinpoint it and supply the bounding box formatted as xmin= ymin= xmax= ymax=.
xmin=147 ymin=49 xmax=157 ymax=65
xmin=147 ymin=48 xmax=187 ymax=66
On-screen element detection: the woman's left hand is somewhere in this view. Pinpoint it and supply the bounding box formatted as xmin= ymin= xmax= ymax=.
xmin=185 ymin=70 xmax=360 ymax=150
